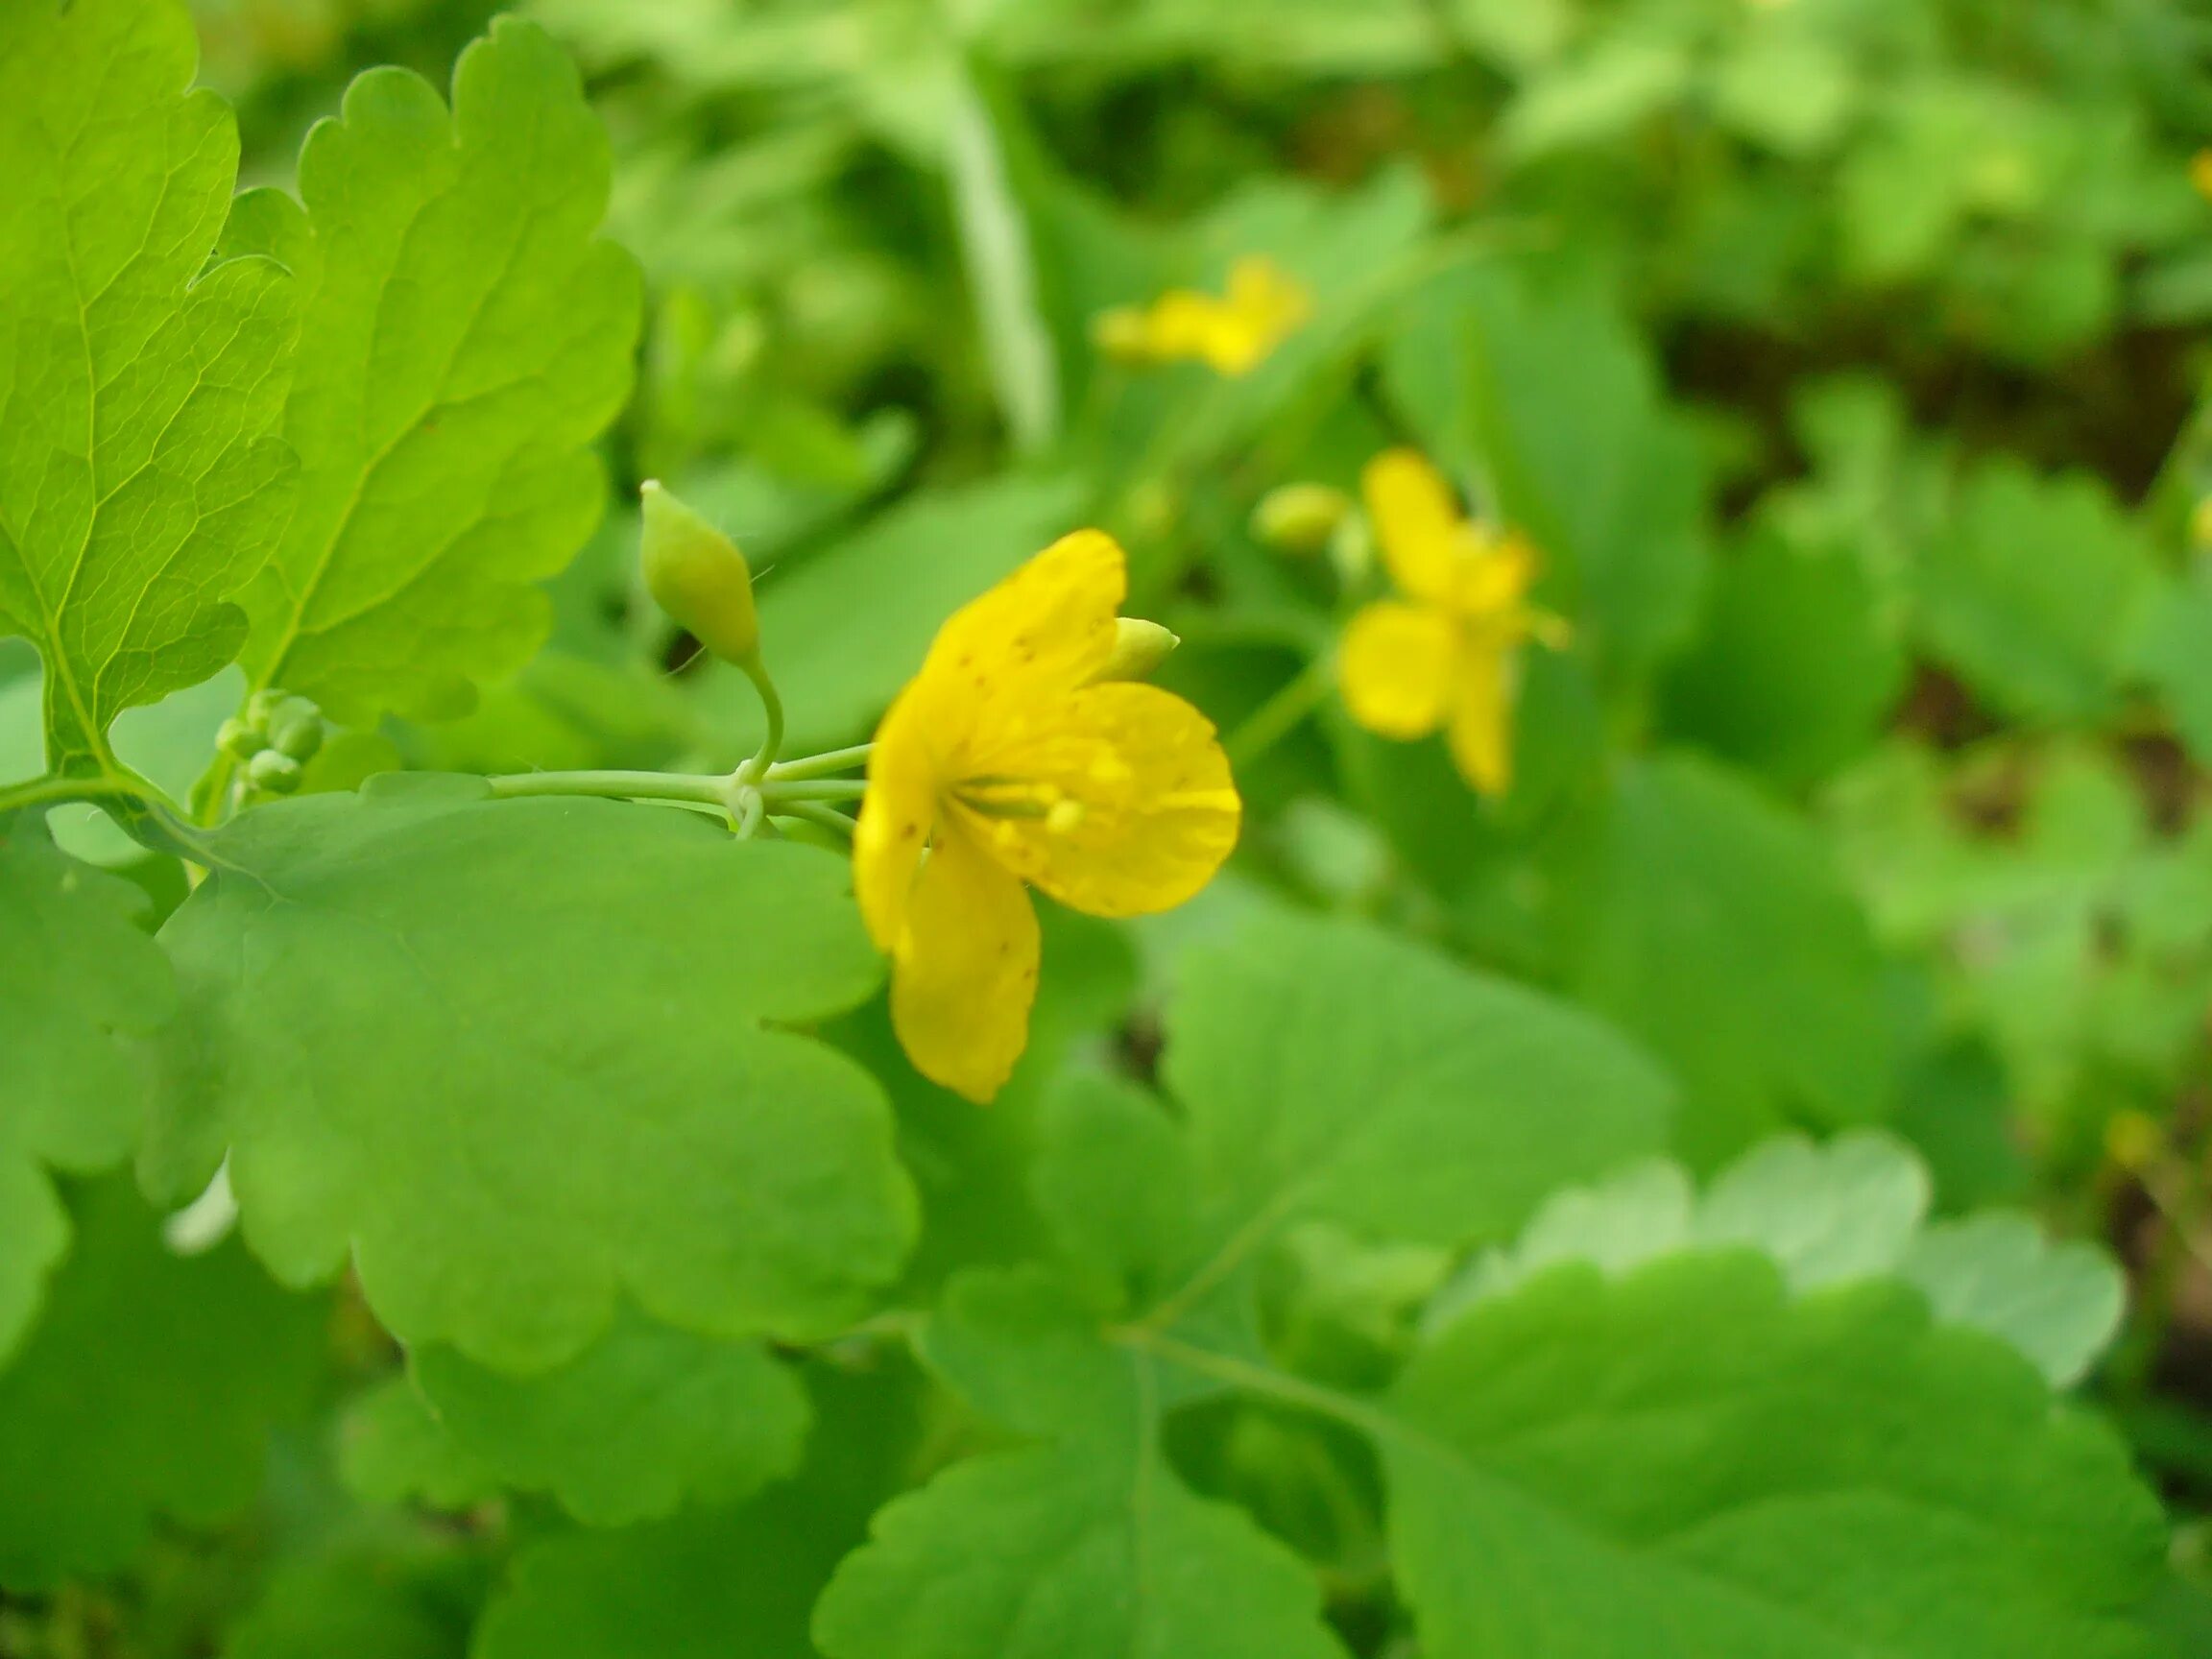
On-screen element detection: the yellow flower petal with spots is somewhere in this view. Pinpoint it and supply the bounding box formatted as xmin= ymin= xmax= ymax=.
xmin=856 ymin=531 xmax=1240 ymax=1100
xmin=1339 ymin=599 xmax=1455 ymax=738
xmin=886 ymin=826 xmax=1039 ymax=1105
xmin=956 ymin=683 xmax=1240 ymax=918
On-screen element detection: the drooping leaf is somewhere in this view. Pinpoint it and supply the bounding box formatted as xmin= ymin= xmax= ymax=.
xmin=0 ymin=1177 xmax=325 ymax=1590
xmin=0 ymin=0 xmax=297 ymax=769
xmin=474 ymin=1361 xmax=924 ymax=1659
xmin=228 ymin=18 xmax=641 ymax=727
xmin=409 ymin=1306 xmax=811 ymax=1526
xmin=1387 ymin=1256 xmax=2166 ymax=1658
xmin=0 ymin=820 xmax=175 ymax=1358
xmin=145 ymin=782 xmax=916 ymax=1372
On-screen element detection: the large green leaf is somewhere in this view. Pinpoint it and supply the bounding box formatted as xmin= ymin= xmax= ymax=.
xmin=1550 ymin=755 xmax=1894 ymax=1166
xmin=228 ymin=18 xmax=641 ymax=726
xmin=814 ymin=1271 xmax=1350 ymax=1659
xmin=1386 ymin=1256 xmax=2165 ymax=1658
xmin=145 ymin=781 xmax=916 ymax=1371
xmin=0 ymin=1177 xmax=324 ymax=1590
xmin=0 ymin=820 xmax=175 ymax=1358
xmin=0 ymin=0 xmax=297 ymax=769
xmin=1163 ymin=907 xmax=1675 ymax=1250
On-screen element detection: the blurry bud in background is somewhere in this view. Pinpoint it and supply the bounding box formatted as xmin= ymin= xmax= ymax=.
xmin=1252 ymin=483 xmax=1354 ymax=557
xmin=639 ymin=480 xmax=760 ymax=665
xmin=1091 ymin=619 xmax=1181 ymax=685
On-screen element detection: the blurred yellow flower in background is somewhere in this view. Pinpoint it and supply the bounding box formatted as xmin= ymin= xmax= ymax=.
xmin=1337 ymin=449 xmax=1566 ymax=797
xmin=854 ymin=532 xmax=1241 ymax=1101
xmin=2193 ymin=149 xmax=2212 ymax=202
xmin=1093 ymin=255 xmax=1310 ymax=375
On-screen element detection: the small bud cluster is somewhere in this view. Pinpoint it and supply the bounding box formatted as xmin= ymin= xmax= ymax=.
xmin=218 ymin=691 xmax=325 ymax=797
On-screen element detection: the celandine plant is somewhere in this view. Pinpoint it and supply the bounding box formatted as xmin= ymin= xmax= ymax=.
xmin=0 ymin=2 xmax=2201 ymax=1656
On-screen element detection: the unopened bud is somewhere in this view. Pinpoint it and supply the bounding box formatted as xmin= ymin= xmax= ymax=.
xmin=1252 ymin=482 xmax=1352 ymax=556
xmin=216 ymin=717 xmax=266 ymax=761
xmin=2192 ymin=496 xmax=2212 ymax=549
xmin=1091 ymin=618 xmax=1179 ymax=685
xmin=640 ymin=481 xmax=759 ymax=664
xmin=247 ymin=749 xmax=303 ymax=796
xmin=267 ymin=696 xmax=325 ymax=764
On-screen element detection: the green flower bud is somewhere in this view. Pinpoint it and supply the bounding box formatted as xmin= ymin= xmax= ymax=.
xmin=1252 ymin=482 xmax=1352 ymax=556
xmin=216 ymin=717 xmax=266 ymax=761
xmin=1090 ymin=618 xmax=1180 ymax=685
xmin=639 ymin=480 xmax=759 ymax=665
xmin=247 ymin=749 xmax=303 ymax=796
xmin=269 ymin=697 xmax=325 ymax=764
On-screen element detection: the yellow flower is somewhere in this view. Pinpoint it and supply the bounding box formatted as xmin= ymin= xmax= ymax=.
xmin=1093 ymin=255 xmax=1310 ymax=376
xmin=854 ymin=532 xmax=1242 ymax=1102
xmin=2194 ymin=150 xmax=2212 ymax=204
xmin=1337 ymin=449 xmax=1563 ymax=797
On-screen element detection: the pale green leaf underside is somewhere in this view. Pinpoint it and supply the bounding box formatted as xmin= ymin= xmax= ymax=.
xmin=1436 ymin=1131 xmax=2126 ymax=1386
xmin=146 ymin=782 xmax=916 ymax=1372
xmin=0 ymin=822 xmax=175 ymax=1359
xmin=0 ymin=0 xmax=297 ymax=767
xmin=1389 ymin=1255 xmax=2165 ymax=1658
xmin=230 ymin=16 xmax=641 ymax=726
xmin=0 ymin=1178 xmax=324 ymax=1592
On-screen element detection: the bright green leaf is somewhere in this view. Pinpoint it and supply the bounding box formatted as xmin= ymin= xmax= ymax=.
xmin=0 ymin=0 xmax=297 ymax=768
xmin=145 ymin=783 xmax=916 ymax=1371
xmin=229 ymin=18 xmax=641 ymax=727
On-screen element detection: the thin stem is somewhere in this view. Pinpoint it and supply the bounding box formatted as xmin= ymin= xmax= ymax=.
xmin=758 ymin=778 xmax=868 ymax=804
xmin=484 ymin=769 xmax=733 ymax=808
xmin=771 ymin=799 xmax=857 ymax=839
xmin=1225 ymin=654 xmax=1335 ymax=768
xmin=733 ymin=789 xmax=767 ymax=840
xmin=766 ymin=743 xmax=873 ymax=782
xmin=0 ymin=771 xmax=153 ymax=817
xmin=1111 ymin=1326 xmax=1408 ymax=1449
xmin=736 ymin=655 xmax=785 ymax=782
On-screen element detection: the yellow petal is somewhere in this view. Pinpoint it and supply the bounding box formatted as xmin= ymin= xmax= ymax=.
xmin=1460 ymin=529 xmax=1540 ymax=617
xmin=854 ymin=678 xmax=942 ymax=952
xmin=1338 ymin=600 xmax=1455 ymax=739
xmin=954 ymin=683 xmax=1240 ymax=920
xmin=1360 ymin=449 xmax=1465 ymax=606
xmin=919 ymin=529 xmax=1126 ymax=705
xmin=1445 ymin=638 xmax=1516 ymax=797
xmin=887 ymin=824 xmax=1040 ymax=1104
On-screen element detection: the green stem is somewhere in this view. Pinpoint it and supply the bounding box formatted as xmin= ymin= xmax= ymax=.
xmin=766 ymin=743 xmax=873 ymax=781
xmin=758 ymin=779 xmax=867 ymax=804
xmin=484 ymin=770 xmax=734 ymax=808
xmin=772 ymin=799 xmax=858 ymax=838
xmin=1225 ymin=654 xmax=1334 ymax=768
xmin=736 ymin=655 xmax=785 ymax=783
xmin=1110 ymin=1326 xmax=1407 ymax=1448
xmin=0 ymin=771 xmax=153 ymax=817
